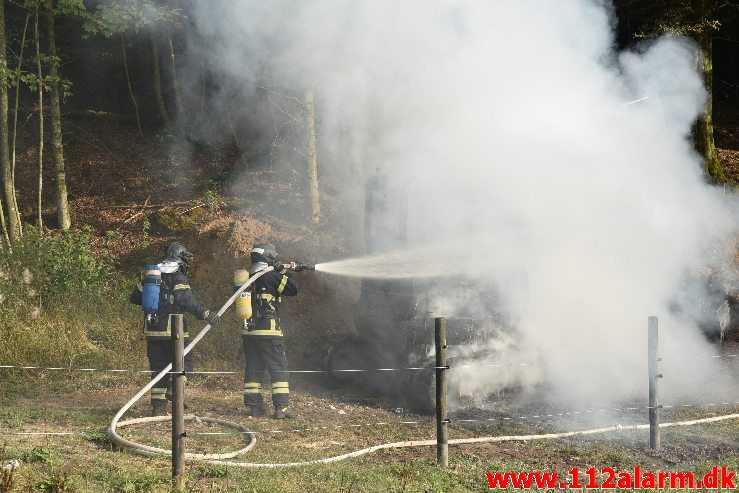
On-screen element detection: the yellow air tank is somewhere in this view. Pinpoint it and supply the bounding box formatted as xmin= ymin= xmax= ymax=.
xmin=234 ymin=270 xmax=252 ymax=320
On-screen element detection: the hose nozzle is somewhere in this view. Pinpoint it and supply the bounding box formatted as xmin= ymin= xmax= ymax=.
xmin=292 ymin=261 xmax=315 ymax=272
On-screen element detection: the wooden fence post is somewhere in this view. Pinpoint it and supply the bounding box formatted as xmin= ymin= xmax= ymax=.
xmin=435 ymin=317 xmax=449 ymax=467
xmin=172 ymin=314 xmax=186 ymax=490
xmin=648 ymin=316 xmax=661 ymax=450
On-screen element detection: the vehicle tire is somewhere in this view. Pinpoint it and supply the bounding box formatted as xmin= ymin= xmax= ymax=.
xmin=403 ymin=368 xmax=435 ymax=415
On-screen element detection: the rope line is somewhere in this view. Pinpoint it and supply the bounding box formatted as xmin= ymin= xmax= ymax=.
xmin=666 ymin=354 xmax=738 ymax=360
xmin=0 ymin=363 xmax=524 ymax=374
xmin=1 ymin=354 xmax=735 ymax=375
xmin=0 ymin=365 xmax=152 ymax=373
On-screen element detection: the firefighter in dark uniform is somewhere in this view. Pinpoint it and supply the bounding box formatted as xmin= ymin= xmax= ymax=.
xmin=244 ymin=243 xmax=299 ymax=419
xmin=130 ymin=242 xmax=219 ymax=416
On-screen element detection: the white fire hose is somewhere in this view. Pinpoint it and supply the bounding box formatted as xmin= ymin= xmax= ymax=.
xmin=108 ymin=268 xmax=739 ymax=468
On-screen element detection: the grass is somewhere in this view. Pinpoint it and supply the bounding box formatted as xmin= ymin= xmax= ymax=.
xmin=0 ymin=376 xmax=737 ymax=493
xmin=0 ymin=435 xmax=525 ymax=493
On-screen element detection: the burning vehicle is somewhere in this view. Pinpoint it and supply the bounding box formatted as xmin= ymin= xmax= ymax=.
xmin=318 ymin=170 xmax=540 ymax=413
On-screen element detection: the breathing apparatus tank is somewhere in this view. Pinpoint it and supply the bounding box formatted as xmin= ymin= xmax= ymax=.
xmin=141 ymin=265 xmax=162 ymax=314
xmin=234 ymin=270 xmax=252 ymax=321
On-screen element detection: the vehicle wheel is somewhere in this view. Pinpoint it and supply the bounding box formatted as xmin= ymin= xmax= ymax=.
xmin=403 ymin=368 xmax=435 ymax=415
xmin=317 ymin=333 xmax=363 ymax=389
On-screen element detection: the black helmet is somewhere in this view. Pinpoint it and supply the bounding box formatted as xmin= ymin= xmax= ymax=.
xmin=165 ymin=242 xmax=193 ymax=271
xmin=250 ymin=243 xmax=278 ymax=264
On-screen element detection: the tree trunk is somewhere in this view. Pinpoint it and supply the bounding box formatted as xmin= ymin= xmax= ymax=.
xmin=11 ymin=11 xmax=30 ymax=237
xmin=167 ymin=31 xmax=182 ymax=116
xmin=121 ymin=33 xmax=143 ymax=136
xmin=150 ymin=31 xmax=170 ymax=127
xmin=200 ymin=58 xmax=205 ymax=120
xmin=0 ymin=0 xmax=20 ymax=242
xmin=695 ymin=0 xmax=726 ymax=183
xmin=305 ymin=90 xmax=320 ymax=221
xmin=45 ymin=1 xmax=70 ymax=230
xmin=35 ymin=8 xmax=43 ymax=230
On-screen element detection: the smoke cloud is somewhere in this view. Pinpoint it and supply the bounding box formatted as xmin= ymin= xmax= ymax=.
xmin=182 ymin=1 xmax=737 ymax=408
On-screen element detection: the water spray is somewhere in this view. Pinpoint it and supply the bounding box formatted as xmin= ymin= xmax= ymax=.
xmin=313 ymin=246 xmax=455 ymax=279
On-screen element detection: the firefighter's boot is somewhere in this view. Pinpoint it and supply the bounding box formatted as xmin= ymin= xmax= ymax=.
xmin=165 ymin=378 xmax=189 ymax=410
xmin=273 ymin=406 xmax=298 ymax=419
xmin=151 ymin=401 xmax=168 ymax=417
xmin=247 ymin=404 xmax=267 ymax=417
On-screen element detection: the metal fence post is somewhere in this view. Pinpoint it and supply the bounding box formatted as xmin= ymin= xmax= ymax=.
xmin=648 ymin=316 xmax=661 ymax=450
xmin=172 ymin=314 xmax=186 ymax=490
xmin=435 ymin=317 xmax=449 ymax=468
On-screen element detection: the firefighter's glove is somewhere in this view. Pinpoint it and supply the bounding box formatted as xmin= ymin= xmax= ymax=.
xmin=204 ymin=310 xmax=220 ymax=327
xmin=273 ymin=262 xmax=287 ymax=274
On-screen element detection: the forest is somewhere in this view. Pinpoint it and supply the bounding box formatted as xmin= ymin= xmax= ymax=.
xmin=0 ymin=1 xmax=738 ymax=492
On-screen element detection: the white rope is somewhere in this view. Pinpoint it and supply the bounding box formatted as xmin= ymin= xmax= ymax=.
xmin=0 ymin=364 xmax=487 ymax=374
xmin=3 ymin=353 xmax=735 ymax=375
xmin=0 ymin=365 xmax=151 ymax=373
xmin=1 ymin=431 xmax=81 ymax=436
xmin=667 ymin=354 xmax=738 ymax=361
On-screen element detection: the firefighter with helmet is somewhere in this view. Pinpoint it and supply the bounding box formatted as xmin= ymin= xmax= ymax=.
xmin=130 ymin=242 xmax=220 ymax=416
xmin=243 ymin=243 xmax=300 ymax=419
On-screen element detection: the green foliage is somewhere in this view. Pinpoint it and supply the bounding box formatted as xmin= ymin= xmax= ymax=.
xmin=104 ymin=230 xmax=121 ymax=249
xmin=18 ymin=56 xmax=73 ymax=100
xmin=21 ymin=0 xmax=86 ymax=16
xmin=97 ymin=472 xmax=164 ymax=493
xmin=83 ymin=431 xmax=113 ymax=448
xmin=83 ymin=0 xmax=183 ymax=37
xmin=0 ymin=225 xmax=110 ymax=307
xmin=0 ymin=225 xmax=145 ymax=376
xmin=197 ymin=465 xmax=230 ymax=479
xmin=152 ymin=208 xmax=205 ymax=233
xmin=50 ymin=0 xmax=86 ymax=17
xmin=22 ymin=447 xmax=55 ymax=464
xmin=34 ymin=470 xmax=72 ymax=493
xmin=5 ymin=1 xmax=83 ymax=111
xmin=141 ymin=218 xmax=151 ymax=250
xmin=204 ymin=189 xmax=221 ymax=212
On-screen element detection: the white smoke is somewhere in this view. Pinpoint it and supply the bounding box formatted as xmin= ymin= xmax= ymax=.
xmin=184 ymin=0 xmax=737 ymax=406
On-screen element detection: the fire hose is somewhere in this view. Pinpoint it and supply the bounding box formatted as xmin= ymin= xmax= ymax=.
xmin=108 ymin=268 xmax=739 ymax=468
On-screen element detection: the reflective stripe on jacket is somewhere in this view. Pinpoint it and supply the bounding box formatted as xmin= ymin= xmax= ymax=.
xmin=245 ymin=270 xmax=298 ymax=337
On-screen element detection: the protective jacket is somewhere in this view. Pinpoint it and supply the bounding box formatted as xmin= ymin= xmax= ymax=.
xmin=130 ymin=261 xmax=208 ymax=339
xmin=245 ymin=262 xmax=298 ymax=337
